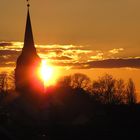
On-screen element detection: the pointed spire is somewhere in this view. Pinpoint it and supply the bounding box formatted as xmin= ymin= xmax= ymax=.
xmin=22 ymin=2 xmax=36 ymax=54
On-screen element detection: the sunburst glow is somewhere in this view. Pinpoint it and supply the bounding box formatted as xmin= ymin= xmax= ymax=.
xmin=41 ymin=60 xmax=53 ymax=82
xmin=39 ymin=59 xmax=54 ymax=87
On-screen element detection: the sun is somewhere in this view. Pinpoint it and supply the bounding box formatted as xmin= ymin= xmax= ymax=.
xmin=37 ymin=59 xmax=60 ymax=88
xmin=41 ymin=60 xmax=53 ymax=82
xmin=39 ymin=59 xmax=54 ymax=86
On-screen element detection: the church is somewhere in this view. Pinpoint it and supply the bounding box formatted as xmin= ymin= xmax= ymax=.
xmin=15 ymin=3 xmax=44 ymax=93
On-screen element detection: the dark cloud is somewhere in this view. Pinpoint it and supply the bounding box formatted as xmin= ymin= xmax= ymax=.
xmin=83 ymin=58 xmax=140 ymax=69
xmin=0 ymin=42 xmax=21 ymax=67
xmin=0 ymin=55 xmax=17 ymax=67
xmin=50 ymin=58 xmax=140 ymax=69
xmin=0 ymin=49 xmax=20 ymax=67
xmin=0 ymin=42 xmax=13 ymax=47
xmin=37 ymin=48 xmax=63 ymax=55
xmin=49 ymin=56 xmax=72 ymax=60
xmin=0 ymin=50 xmax=21 ymax=55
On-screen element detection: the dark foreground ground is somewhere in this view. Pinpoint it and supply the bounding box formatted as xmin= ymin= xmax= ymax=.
xmin=1 ymin=125 xmax=139 ymax=140
xmin=0 ymin=104 xmax=140 ymax=140
xmin=0 ymin=91 xmax=140 ymax=140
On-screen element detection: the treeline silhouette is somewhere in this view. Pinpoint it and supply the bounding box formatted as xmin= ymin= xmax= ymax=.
xmin=0 ymin=72 xmax=140 ymax=140
xmin=0 ymin=72 xmax=137 ymax=105
xmin=57 ymin=73 xmax=137 ymax=105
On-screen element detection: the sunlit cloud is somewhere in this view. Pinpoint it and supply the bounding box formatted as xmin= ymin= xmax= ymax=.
xmin=0 ymin=41 xmax=140 ymax=69
xmin=36 ymin=44 xmax=81 ymax=49
xmin=109 ymin=48 xmax=124 ymax=54
xmin=90 ymin=52 xmax=104 ymax=60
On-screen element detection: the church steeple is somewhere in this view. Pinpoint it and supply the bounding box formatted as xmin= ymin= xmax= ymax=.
xmin=15 ymin=2 xmax=43 ymax=93
xmin=22 ymin=4 xmax=36 ymax=55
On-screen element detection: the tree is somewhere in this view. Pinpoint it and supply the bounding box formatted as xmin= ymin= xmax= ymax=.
xmin=70 ymin=73 xmax=91 ymax=91
xmin=114 ymin=79 xmax=126 ymax=104
xmin=57 ymin=75 xmax=71 ymax=88
xmin=8 ymin=71 xmax=15 ymax=90
xmin=92 ymin=74 xmax=116 ymax=104
xmin=58 ymin=73 xmax=91 ymax=91
xmin=0 ymin=72 xmax=8 ymax=92
xmin=126 ymin=78 xmax=137 ymax=105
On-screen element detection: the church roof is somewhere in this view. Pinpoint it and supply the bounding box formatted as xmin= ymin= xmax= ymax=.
xmin=16 ymin=5 xmax=40 ymax=66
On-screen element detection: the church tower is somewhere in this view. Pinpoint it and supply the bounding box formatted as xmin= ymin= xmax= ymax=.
xmin=15 ymin=3 xmax=43 ymax=93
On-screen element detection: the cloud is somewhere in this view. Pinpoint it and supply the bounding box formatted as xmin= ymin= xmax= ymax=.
xmin=0 ymin=54 xmax=18 ymax=67
xmin=109 ymin=48 xmax=124 ymax=54
xmin=0 ymin=42 xmax=13 ymax=47
xmin=49 ymin=56 xmax=72 ymax=60
xmin=0 ymin=41 xmax=92 ymax=67
xmin=0 ymin=50 xmax=20 ymax=55
xmin=90 ymin=52 xmax=104 ymax=60
xmin=0 ymin=41 xmax=139 ymax=70
xmin=81 ymin=58 xmax=140 ymax=69
xmin=0 ymin=42 xmax=21 ymax=67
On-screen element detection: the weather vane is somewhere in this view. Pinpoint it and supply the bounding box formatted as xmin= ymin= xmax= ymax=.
xmin=26 ymin=0 xmax=30 ymax=8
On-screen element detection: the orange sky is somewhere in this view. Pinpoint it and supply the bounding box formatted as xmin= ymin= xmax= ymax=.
xmin=0 ymin=0 xmax=140 ymax=49
xmin=0 ymin=1 xmax=140 ymax=97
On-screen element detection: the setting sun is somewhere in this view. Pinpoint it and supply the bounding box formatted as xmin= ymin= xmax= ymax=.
xmin=39 ymin=59 xmax=53 ymax=86
xmin=41 ymin=59 xmax=53 ymax=82
xmin=37 ymin=59 xmax=60 ymax=87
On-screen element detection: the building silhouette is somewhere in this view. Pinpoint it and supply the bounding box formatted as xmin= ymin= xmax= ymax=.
xmin=15 ymin=5 xmax=43 ymax=93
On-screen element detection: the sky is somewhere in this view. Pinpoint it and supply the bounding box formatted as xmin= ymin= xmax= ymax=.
xmin=0 ymin=0 xmax=140 ymax=96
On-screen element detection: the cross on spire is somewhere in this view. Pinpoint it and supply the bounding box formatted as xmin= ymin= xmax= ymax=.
xmin=27 ymin=0 xmax=30 ymax=8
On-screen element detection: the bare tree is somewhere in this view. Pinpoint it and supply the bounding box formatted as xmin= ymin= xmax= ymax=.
xmin=0 ymin=72 xmax=8 ymax=92
xmin=92 ymin=80 xmax=105 ymax=102
xmin=114 ymin=79 xmax=126 ymax=104
xmin=8 ymin=71 xmax=15 ymax=90
xmin=126 ymin=78 xmax=137 ymax=105
xmin=92 ymin=74 xmax=116 ymax=104
xmin=58 ymin=73 xmax=91 ymax=92
xmin=70 ymin=73 xmax=91 ymax=91
xmin=58 ymin=75 xmax=71 ymax=88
